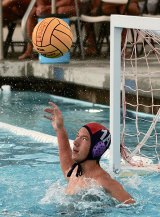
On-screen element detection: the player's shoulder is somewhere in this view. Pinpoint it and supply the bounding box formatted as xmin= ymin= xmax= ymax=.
xmin=97 ymin=168 xmax=112 ymax=182
xmin=95 ymin=167 xmax=113 ymax=184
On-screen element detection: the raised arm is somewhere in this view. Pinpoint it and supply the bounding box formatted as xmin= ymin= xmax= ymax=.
xmin=44 ymin=102 xmax=74 ymax=178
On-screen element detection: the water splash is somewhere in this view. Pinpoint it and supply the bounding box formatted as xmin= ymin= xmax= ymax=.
xmin=124 ymin=174 xmax=142 ymax=190
xmin=40 ymin=179 xmax=117 ymax=211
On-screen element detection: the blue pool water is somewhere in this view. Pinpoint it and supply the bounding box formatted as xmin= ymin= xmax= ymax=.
xmin=0 ymin=90 xmax=160 ymax=217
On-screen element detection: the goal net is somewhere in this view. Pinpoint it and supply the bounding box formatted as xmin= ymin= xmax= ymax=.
xmin=110 ymin=15 xmax=160 ymax=172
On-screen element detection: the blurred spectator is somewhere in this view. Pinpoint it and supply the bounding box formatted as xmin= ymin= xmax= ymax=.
xmin=18 ymin=3 xmax=37 ymax=60
xmin=19 ymin=0 xmax=81 ymax=60
xmin=37 ymin=0 xmax=79 ymax=16
xmin=84 ymin=0 xmax=140 ymax=56
xmin=100 ymin=0 xmax=140 ymax=16
xmin=19 ymin=0 xmax=140 ymax=59
xmin=2 ymin=0 xmax=31 ymax=26
xmin=138 ymin=0 xmax=159 ymax=14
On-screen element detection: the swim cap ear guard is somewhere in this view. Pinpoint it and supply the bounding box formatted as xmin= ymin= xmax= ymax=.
xmin=83 ymin=122 xmax=111 ymax=161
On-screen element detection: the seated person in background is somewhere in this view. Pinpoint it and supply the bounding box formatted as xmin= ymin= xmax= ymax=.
xmin=18 ymin=2 xmax=37 ymax=60
xmin=138 ymin=0 xmax=159 ymax=14
xmin=2 ymin=0 xmax=31 ymax=26
xmin=100 ymin=0 xmax=140 ymax=48
xmin=36 ymin=0 xmax=80 ymax=17
xmin=44 ymin=102 xmax=135 ymax=204
xmin=18 ymin=0 xmax=50 ymax=60
xmin=19 ymin=0 xmax=81 ymax=60
xmin=85 ymin=0 xmax=140 ymax=56
xmin=99 ymin=0 xmax=140 ymax=15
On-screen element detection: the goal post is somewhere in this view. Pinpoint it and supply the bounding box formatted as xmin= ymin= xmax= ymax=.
xmin=110 ymin=17 xmax=122 ymax=173
xmin=110 ymin=15 xmax=160 ymax=172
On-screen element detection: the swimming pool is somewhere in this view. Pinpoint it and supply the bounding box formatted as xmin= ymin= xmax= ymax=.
xmin=0 ymin=90 xmax=159 ymax=217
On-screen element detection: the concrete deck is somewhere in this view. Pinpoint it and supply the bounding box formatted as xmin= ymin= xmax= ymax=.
xmin=0 ymin=55 xmax=160 ymax=114
xmin=0 ymin=57 xmax=111 ymax=105
xmin=0 ymin=58 xmax=110 ymax=89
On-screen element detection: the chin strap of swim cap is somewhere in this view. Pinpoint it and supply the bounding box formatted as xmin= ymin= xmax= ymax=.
xmin=67 ymin=162 xmax=83 ymax=177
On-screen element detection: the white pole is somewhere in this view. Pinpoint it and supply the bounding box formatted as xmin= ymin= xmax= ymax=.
xmin=110 ymin=15 xmax=122 ymax=173
xmin=51 ymin=0 xmax=56 ymax=14
xmin=0 ymin=1 xmax=4 ymax=60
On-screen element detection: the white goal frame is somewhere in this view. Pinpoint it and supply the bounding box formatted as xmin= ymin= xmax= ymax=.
xmin=110 ymin=15 xmax=160 ymax=173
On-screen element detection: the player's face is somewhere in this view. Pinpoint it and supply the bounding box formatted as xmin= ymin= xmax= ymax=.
xmin=72 ymin=127 xmax=91 ymax=162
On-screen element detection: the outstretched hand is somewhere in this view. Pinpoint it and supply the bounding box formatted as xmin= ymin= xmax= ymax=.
xmin=44 ymin=102 xmax=64 ymax=131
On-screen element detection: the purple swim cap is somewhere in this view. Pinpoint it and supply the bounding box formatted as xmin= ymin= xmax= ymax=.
xmin=67 ymin=122 xmax=111 ymax=177
xmin=83 ymin=122 xmax=111 ymax=160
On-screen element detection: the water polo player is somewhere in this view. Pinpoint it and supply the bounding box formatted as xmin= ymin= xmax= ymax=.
xmin=44 ymin=102 xmax=135 ymax=204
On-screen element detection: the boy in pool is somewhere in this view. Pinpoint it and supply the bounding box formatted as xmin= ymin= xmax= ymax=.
xmin=44 ymin=102 xmax=135 ymax=204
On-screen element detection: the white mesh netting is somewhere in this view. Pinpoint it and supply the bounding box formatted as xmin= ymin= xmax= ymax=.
xmin=120 ymin=28 xmax=160 ymax=171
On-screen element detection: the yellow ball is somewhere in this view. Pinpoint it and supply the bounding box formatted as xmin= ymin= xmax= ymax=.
xmin=32 ymin=17 xmax=73 ymax=58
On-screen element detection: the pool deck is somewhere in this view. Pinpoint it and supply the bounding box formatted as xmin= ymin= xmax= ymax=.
xmin=0 ymin=56 xmax=112 ymax=105
xmin=0 ymin=57 xmax=110 ymax=89
xmin=1 ymin=55 xmax=160 ymax=112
